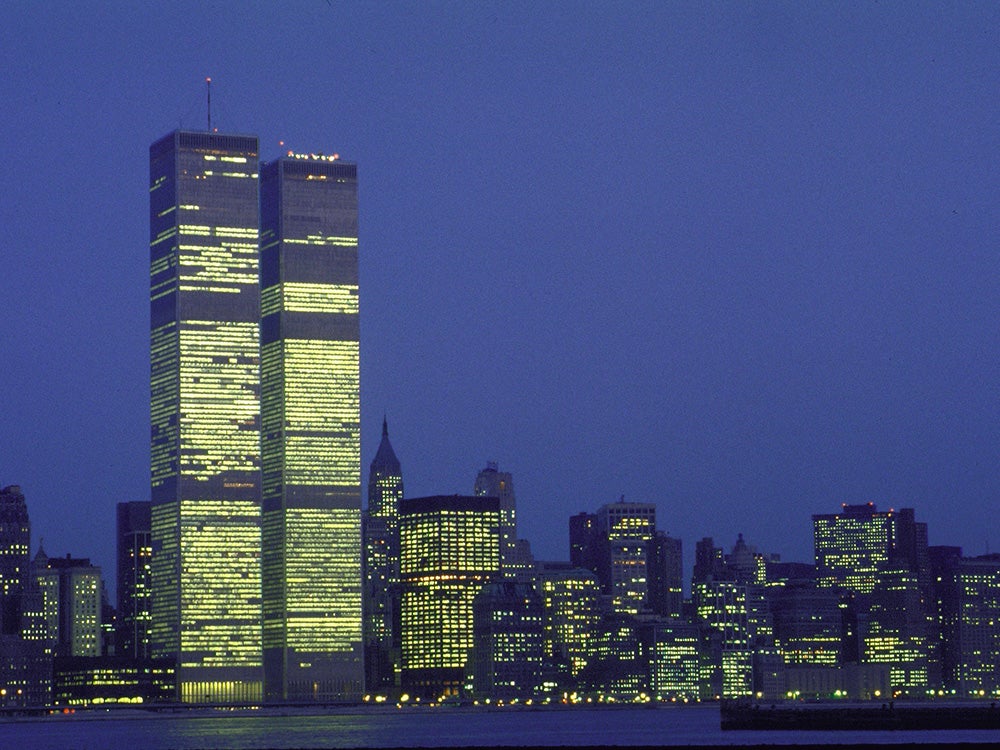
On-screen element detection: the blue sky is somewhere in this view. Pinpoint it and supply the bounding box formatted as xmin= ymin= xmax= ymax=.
xmin=1 ymin=2 xmax=998 ymax=594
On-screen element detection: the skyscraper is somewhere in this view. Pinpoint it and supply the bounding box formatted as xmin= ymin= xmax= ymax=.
xmin=474 ymin=463 xmax=516 ymax=573
xmin=363 ymin=417 xmax=403 ymax=692
xmin=116 ymin=501 xmax=151 ymax=659
xmin=399 ymin=495 xmax=500 ymax=699
xmin=149 ymin=131 xmax=263 ymax=702
xmin=259 ymin=152 xmax=362 ymax=701
xmin=0 ymin=486 xmax=29 ymax=636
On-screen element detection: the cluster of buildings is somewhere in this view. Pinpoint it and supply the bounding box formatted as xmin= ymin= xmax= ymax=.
xmin=1 ymin=127 xmax=998 ymax=708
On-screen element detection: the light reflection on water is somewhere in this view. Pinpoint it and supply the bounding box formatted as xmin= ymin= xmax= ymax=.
xmin=4 ymin=705 xmax=1000 ymax=749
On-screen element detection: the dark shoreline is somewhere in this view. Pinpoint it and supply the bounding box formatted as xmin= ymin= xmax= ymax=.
xmin=721 ymin=701 xmax=1000 ymax=731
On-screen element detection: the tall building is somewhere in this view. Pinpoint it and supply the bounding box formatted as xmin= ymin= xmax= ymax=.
xmin=363 ymin=417 xmax=404 ymax=693
xmin=399 ymin=495 xmax=500 ymax=699
xmin=597 ymin=500 xmax=656 ymax=614
xmin=259 ymin=152 xmax=362 ymax=702
xmin=116 ymin=501 xmax=151 ymax=659
xmin=0 ymin=486 xmax=30 ymax=636
xmin=933 ymin=553 xmax=1000 ymax=696
xmin=535 ymin=563 xmax=601 ymax=678
xmin=813 ymin=503 xmax=929 ymax=597
xmin=647 ymin=532 xmax=683 ymax=618
xmin=474 ymin=463 xmax=516 ymax=573
xmin=149 ymin=130 xmax=263 ymax=702
xmin=32 ymin=553 xmax=102 ymax=658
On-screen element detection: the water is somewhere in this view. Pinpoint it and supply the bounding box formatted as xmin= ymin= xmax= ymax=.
xmin=3 ymin=705 xmax=1000 ymax=748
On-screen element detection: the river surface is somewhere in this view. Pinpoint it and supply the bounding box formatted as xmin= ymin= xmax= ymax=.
xmin=3 ymin=704 xmax=1000 ymax=748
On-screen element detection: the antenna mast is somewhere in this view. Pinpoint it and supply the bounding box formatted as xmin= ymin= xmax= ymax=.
xmin=206 ymin=77 xmax=212 ymax=132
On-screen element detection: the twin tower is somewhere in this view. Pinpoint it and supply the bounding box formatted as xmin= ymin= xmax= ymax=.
xmin=149 ymin=131 xmax=360 ymax=702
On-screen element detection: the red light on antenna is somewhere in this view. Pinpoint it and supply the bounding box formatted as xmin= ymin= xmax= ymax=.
xmin=206 ymin=77 xmax=212 ymax=83
xmin=279 ymin=140 xmax=285 ymax=146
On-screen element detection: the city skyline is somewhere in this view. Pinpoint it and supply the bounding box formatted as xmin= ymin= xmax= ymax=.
xmin=2 ymin=3 xmax=999 ymax=596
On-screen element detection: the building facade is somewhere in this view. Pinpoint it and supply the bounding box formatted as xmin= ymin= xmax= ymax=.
xmin=474 ymin=463 xmax=516 ymax=574
xmin=363 ymin=418 xmax=404 ymax=693
xmin=259 ymin=153 xmax=362 ymax=702
xmin=116 ymin=501 xmax=151 ymax=659
xmin=149 ymin=130 xmax=263 ymax=702
xmin=399 ymin=495 xmax=499 ymax=699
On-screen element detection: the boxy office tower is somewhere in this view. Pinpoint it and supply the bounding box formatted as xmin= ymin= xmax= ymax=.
xmin=149 ymin=131 xmax=263 ymax=703
xmin=259 ymin=154 xmax=362 ymax=702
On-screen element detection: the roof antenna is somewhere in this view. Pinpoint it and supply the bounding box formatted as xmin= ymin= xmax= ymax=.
xmin=206 ymin=77 xmax=212 ymax=132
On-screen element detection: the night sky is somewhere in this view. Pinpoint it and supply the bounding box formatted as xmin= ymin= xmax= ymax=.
xmin=1 ymin=3 xmax=997 ymax=597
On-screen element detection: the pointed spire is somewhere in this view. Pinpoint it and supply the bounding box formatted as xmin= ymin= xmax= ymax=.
xmin=370 ymin=415 xmax=401 ymax=475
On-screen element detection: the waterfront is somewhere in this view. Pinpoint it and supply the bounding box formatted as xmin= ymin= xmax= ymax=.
xmin=4 ymin=705 xmax=1000 ymax=749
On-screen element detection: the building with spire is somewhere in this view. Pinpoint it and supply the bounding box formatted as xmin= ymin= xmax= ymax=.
xmin=363 ymin=417 xmax=404 ymax=693
xmin=259 ymin=151 xmax=362 ymax=702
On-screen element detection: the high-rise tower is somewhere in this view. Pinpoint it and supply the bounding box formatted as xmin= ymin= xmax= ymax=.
xmin=474 ymin=463 xmax=516 ymax=573
xmin=0 ymin=486 xmax=30 ymax=636
xmin=259 ymin=152 xmax=362 ymax=702
xmin=116 ymin=501 xmax=151 ymax=659
xmin=149 ymin=131 xmax=262 ymax=702
xmin=363 ymin=417 xmax=403 ymax=692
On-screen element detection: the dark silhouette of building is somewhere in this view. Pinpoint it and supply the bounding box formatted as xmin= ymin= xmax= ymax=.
xmin=259 ymin=151 xmax=362 ymax=703
xmin=569 ymin=512 xmax=599 ymax=573
xmin=0 ymin=486 xmax=30 ymax=636
xmin=647 ymin=532 xmax=683 ymax=618
xmin=116 ymin=501 xmax=151 ymax=659
xmin=363 ymin=417 xmax=404 ymax=694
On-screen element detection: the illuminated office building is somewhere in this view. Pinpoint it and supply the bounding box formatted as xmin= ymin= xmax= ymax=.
xmin=642 ymin=617 xmax=700 ymax=701
xmin=363 ymin=418 xmax=404 ymax=692
xmin=470 ymin=581 xmax=544 ymax=699
xmin=116 ymin=501 xmax=151 ymax=659
xmin=149 ymin=131 xmax=262 ymax=703
xmin=536 ymin=563 xmax=601 ymax=677
xmin=813 ymin=503 xmax=929 ymax=597
xmin=934 ymin=553 xmax=1000 ymax=697
xmin=259 ymin=153 xmax=362 ymax=702
xmin=474 ymin=463 xmax=517 ymax=574
xmin=399 ymin=495 xmax=499 ymax=699
xmin=598 ymin=500 xmax=656 ymax=614
xmin=32 ymin=553 xmax=102 ymax=658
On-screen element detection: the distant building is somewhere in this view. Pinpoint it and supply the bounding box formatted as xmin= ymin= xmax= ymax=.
xmin=149 ymin=130 xmax=263 ymax=703
xmin=470 ymin=581 xmax=544 ymax=699
xmin=363 ymin=417 xmax=404 ymax=693
xmin=33 ymin=552 xmax=102 ymax=658
xmin=51 ymin=656 xmax=176 ymax=707
xmin=535 ymin=563 xmax=601 ymax=678
xmin=641 ymin=616 xmax=700 ymax=700
xmin=0 ymin=486 xmax=30 ymax=637
xmin=116 ymin=501 xmax=151 ymax=659
xmin=813 ymin=503 xmax=929 ymax=597
xmin=399 ymin=495 xmax=499 ymax=699
xmin=932 ymin=551 xmax=1000 ymax=697
xmin=767 ymin=580 xmax=843 ymax=666
xmin=474 ymin=463 xmax=518 ymax=575
xmin=568 ymin=513 xmax=599 ymax=573
xmin=259 ymin=151 xmax=362 ymax=702
xmin=647 ymin=532 xmax=683 ymax=618
xmin=0 ymin=486 xmax=49 ymax=708
xmin=597 ymin=500 xmax=656 ymax=614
